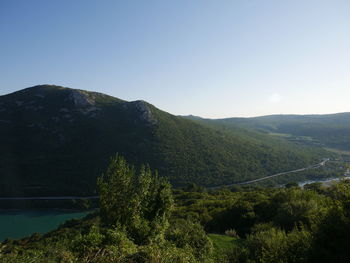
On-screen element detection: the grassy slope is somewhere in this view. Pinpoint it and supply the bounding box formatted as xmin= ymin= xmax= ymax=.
xmin=208 ymin=234 xmax=240 ymax=258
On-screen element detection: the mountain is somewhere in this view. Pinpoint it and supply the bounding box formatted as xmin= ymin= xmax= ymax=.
xmin=193 ymin=113 xmax=350 ymax=151
xmin=0 ymin=85 xmax=328 ymax=196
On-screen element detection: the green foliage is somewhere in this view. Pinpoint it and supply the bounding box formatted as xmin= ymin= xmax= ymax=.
xmin=5 ymin=156 xmax=350 ymax=263
xmin=203 ymin=113 xmax=350 ymax=151
xmin=1 ymin=156 xmax=213 ymax=262
xmin=244 ymin=225 xmax=312 ymax=263
xmin=307 ymin=181 xmax=350 ymax=263
xmin=166 ymin=219 xmax=213 ymax=261
xmin=208 ymin=234 xmax=242 ymax=262
xmin=97 ymin=155 xmax=174 ymax=244
xmin=174 ymin=181 xmax=350 ymax=262
xmin=284 ymin=182 xmax=299 ymax=188
xmin=271 ymin=188 xmax=329 ymax=230
xmin=303 ymin=182 xmax=325 ymax=193
xmin=97 ymin=155 xmax=136 ymax=227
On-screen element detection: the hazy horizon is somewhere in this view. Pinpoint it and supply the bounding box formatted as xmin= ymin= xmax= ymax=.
xmin=3 ymin=84 xmax=350 ymax=119
xmin=1 ymin=0 xmax=350 ymax=118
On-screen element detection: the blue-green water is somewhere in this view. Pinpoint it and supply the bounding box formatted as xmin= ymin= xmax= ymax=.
xmin=0 ymin=210 xmax=89 ymax=241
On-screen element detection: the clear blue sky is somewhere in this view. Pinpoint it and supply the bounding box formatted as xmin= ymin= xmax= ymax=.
xmin=1 ymin=0 xmax=350 ymax=118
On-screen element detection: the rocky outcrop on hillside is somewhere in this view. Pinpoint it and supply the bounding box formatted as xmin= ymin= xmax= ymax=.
xmin=123 ymin=100 xmax=157 ymax=125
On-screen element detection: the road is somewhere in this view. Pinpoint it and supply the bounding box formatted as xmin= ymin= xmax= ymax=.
xmin=209 ymin=158 xmax=330 ymax=189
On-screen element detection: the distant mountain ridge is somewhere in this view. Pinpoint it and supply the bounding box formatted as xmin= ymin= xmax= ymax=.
xmin=0 ymin=85 xmax=327 ymax=196
xmin=185 ymin=113 xmax=350 ymax=151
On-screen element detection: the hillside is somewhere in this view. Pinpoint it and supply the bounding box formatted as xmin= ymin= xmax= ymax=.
xmin=194 ymin=113 xmax=350 ymax=151
xmin=0 ymin=85 xmax=328 ymax=196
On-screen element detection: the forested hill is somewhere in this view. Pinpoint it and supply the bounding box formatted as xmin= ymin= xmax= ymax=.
xmin=0 ymin=85 xmax=327 ymax=196
xmin=188 ymin=113 xmax=350 ymax=151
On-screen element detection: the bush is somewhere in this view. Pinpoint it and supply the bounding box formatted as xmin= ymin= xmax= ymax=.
xmin=166 ymin=219 xmax=213 ymax=261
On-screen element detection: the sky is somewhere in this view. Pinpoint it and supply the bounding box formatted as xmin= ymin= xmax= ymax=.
xmin=1 ymin=0 xmax=350 ymax=118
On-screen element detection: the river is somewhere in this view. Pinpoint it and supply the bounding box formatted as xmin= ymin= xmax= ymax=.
xmin=299 ymin=176 xmax=350 ymax=187
xmin=0 ymin=210 xmax=89 ymax=241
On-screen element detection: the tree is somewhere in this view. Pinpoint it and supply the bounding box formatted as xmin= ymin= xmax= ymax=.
xmin=97 ymin=154 xmax=174 ymax=244
xmin=285 ymin=182 xmax=299 ymax=188
xmin=303 ymin=182 xmax=324 ymax=193
xmin=245 ymin=225 xmax=311 ymax=263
